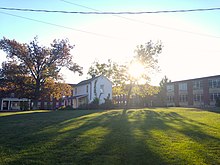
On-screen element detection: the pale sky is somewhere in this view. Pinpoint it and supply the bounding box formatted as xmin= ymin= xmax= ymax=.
xmin=0 ymin=0 xmax=220 ymax=85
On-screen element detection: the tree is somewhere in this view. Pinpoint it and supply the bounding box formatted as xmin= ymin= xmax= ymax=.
xmin=159 ymin=76 xmax=171 ymax=89
xmin=88 ymin=59 xmax=127 ymax=86
xmin=0 ymin=37 xmax=82 ymax=108
xmin=87 ymin=41 xmax=162 ymax=109
xmin=40 ymin=78 xmax=72 ymax=100
xmin=125 ymin=41 xmax=163 ymax=109
xmin=152 ymin=76 xmax=171 ymax=106
xmin=0 ymin=60 xmax=33 ymax=98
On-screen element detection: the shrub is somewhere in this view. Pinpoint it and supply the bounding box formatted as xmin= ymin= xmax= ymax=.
xmin=88 ymin=98 xmax=99 ymax=109
xmin=100 ymin=97 xmax=114 ymax=109
xmin=58 ymin=105 xmax=73 ymax=110
xmin=78 ymin=104 xmax=88 ymax=110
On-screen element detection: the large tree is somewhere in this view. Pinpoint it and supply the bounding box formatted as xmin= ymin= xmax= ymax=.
xmin=87 ymin=41 xmax=162 ymax=109
xmin=124 ymin=41 xmax=163 ymax=109
xmin=0 ymin=37 xmax=82 ymax=108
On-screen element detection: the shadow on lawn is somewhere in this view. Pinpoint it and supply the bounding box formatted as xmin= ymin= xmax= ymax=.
xmin=131 ymin=110 xmax=220 ymax=164
xmin=0 ymin=109 xmax=219 ymax=165
xmin=0 ymin=110 xmax=103 ymax=164
xmin=75 ymin=109 xmax=167 ymax=165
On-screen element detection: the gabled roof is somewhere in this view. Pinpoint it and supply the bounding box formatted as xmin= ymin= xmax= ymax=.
xmin=75 ymin=75 xmax=101 ymax=86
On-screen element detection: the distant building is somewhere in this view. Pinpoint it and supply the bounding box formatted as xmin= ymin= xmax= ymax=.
xmin=166 ymin=75 xmax=220 ymax=107
xmin=72 ymin=75 xmax=113 ymax=108
xmin=35 ymin=75 xmax=113 ymax=109
xmin=0 ymin=75 xmax=112 ymax=110
xmin=0 ymin=97 xmax=31 ymax=111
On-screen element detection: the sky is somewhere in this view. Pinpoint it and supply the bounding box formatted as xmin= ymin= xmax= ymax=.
xmin=0 ymin=0 xmax=220 ymax=85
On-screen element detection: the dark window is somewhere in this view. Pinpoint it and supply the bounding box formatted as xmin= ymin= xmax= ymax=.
xmin=193 ymin=94 xmax=203 ymax=102
xmin=86 ymin=85 xmax=88 ymax=93
xmin=193 ymin=81 xmax=203 ymax=90
xmin=179 ymin=94 xmax=188 ymax=102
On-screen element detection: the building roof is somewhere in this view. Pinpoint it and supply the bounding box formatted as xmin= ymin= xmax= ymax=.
xmin=75 ymin=75 xmax=101 ymax=86
xmin=167 ymin=75 xmax=220 ymax=84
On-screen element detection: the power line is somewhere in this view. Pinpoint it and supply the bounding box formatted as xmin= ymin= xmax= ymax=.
xmin=0 ymin=11 xmax=120 ymax=39
xmin=0 ymin=6 xmax=220 ymax=14
xmin=60 ymin=0 xmax=220 ymax=39
xmin=1 ymin=5 xmax=219 ymax=40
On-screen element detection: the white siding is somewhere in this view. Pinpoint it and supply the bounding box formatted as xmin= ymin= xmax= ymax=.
xmin=95 ymin=76 xmax=112 ymax=104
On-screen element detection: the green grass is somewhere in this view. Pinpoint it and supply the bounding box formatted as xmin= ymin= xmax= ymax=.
xmin=0 ymin=108 xmax=219 ymax=165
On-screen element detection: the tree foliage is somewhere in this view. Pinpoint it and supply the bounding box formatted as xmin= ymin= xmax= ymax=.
xmin=159 ymin=75 xmax=171 ymax=89
xmin=88 ymin=59 xmax=127 ymax=86
xmin=0 ymin=37 xmax=82 ymax=107
xmin=87 ymin=41 xmax=163 ymax=109
xmin=155 ymin=76 xmax=171 ymax=106
xmin=125 ymin=41 xmax=163 ymax=109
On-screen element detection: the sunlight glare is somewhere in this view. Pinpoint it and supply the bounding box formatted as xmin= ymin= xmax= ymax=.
xmin=128 ymin=62 xmax=145 ymax=79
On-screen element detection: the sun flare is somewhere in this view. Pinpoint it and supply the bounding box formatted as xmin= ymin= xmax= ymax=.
xmin=128 ymin=62 xmax=145 ymax=79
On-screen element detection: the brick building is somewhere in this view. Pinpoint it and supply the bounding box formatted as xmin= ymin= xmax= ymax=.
xmin=166 ymin=75 xmax=220 ymax=107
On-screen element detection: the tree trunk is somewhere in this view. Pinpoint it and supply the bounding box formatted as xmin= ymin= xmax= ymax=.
xmin=33 ymin=80 xmax=41 ymax=110
xmin=125 ymin=81 xmax=133 ymax=110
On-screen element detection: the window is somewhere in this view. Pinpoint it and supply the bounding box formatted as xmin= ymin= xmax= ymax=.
xmin=193 ymin=94 xmax=203 ymax=102
xmin=86 ymin=85 xmax=88 ymax=93
xmin=210 ymin=93 xmax=220 ymax=102
xmin=100 ymin=85 xmax=104 ymax=93
xmin=193 ymin=80 xmax=203 ymax=90
xmin=75 ymin=88 xmax=77 ymax=95
xmin=179 ymin=94 xmax=188 ymax=102
xmin=166 ymin=84 xmax=174 ymax=92
xmin=179 ymin=83 xmax=187 ymax=91
xmin=167 ymin=95 xmax=174 ymax=102
xmin=37 ymin=102 xmax=41 ymax=108
xmin=94 ymin=80 xmax=97 ymax=96
xmin=209 ymin=79 xmax=220 ymax=88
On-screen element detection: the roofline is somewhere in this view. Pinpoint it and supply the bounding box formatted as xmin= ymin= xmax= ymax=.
xmin=75 ymin=75 xmax=113 ymax=87
xmin=167 ymin=75 xmax=220 ymax=84
xmin=75 ymin=75 xmax=101 ymax=87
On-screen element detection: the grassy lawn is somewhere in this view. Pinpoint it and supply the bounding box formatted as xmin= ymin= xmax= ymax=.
xmin=0 ymin=108 xmax=219 ymax=165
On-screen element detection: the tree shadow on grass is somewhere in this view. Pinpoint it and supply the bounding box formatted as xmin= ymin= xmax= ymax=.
xmin=65 ymin=109 xmax=168 ymax=165
xmin=130 ymin=110 xmax=220 ymax=164
xmin=4 ymin=109 xmax=169 ymax=165
xmin=0 ymin=110 xmax=106 ymax=164
xmin=1 ymin=109 xmax=219 ymax=165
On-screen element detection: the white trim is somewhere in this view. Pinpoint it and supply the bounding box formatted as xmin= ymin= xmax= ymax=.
xmin=0 ymin=98 xmax=31 ymax=110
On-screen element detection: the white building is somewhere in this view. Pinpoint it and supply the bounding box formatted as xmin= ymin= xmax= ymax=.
xmin=72 ymin=75 xmax=113 ymax=108
xmin=0 ymin=98 xmax=31 ymax=111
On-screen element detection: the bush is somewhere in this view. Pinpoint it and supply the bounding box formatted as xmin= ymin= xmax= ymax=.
xmin=77 ymin=97 xmax=114 ymax=110
xmin=88 ymin=98 xmax=99 ymax=109
xmin=100 ymin=97 xmax=114 ymax=110
xmin=77 ymin=98 xmax=100 ymax=110
xmin=58 ymin=105 xmax=73 ymax=110
xmin=78 ymin=104 xmax=88 ymax=110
